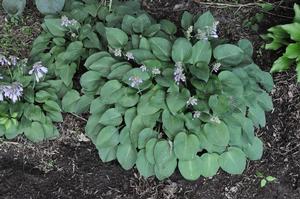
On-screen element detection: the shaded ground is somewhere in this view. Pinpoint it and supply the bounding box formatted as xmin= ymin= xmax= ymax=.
xmin=0 ymin=0 xmax=300 ymax=198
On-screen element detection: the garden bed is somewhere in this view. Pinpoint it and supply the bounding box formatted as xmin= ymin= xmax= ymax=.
xmin=0 ymin=0 xmax=300 ymax=198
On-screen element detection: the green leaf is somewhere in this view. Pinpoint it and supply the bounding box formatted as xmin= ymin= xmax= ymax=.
xmin=194 ymin=11 xmax=215 ymax=30
xmin=271 ymin=55 xmax=293 ymax=73
xmin=162 ymin=110 xmax=184 ymax=139
xmin=166 ymin=90 xmax=189 ymax=115
xmin=85 ymin=115 xmax=103 ymax=143
xmin=219 ymin=147 xmax=246 ymax=175
xmin=62 ymin=90 xmax=80 ymax=113
xmin=294 ymin=4 xmax=300 ymax=23
xmin=281 ymin=23 xmax=300 ymax=41
xmin=149 ymin=37 xmax=172 ymax=61
xmin=243 ymin=137 xmax=263 ymax=160
xmin=100 ymin=80 xmax=123 ymax=104
xmin=214 ymin=44 xmax=244 ymax=66
xmin=117 ymin=142 xmax=137 ymax=170
xmin=145 ymin=138 xmax=157 ymax=164
xmin=178 ymin=157 xmax=202 ymax=181
xmin=248 ymin=103 xmax=266 ymax=127
xmin=118 ymin=88 xmax=139 ymax=108
xmin=154 ymin=140 xmax=177 ymax=180
xmin=121 ymin=15 xmax=136 ymax=34
xmin=84 ymin=52 xmax=111 ymax=68
xmin=63 ymin=41 xmax=83 ymax=63
xmin=190 ymin=40 xmax=212 ymax=65
xmin=144 ymin=24 xmax=161 ymax=37
xmin=99 ymin=108 xmax=122 ymax=126
xmin=44 ymin=18 xmax=66 ymax=37
xmin=160 ymin=19 xmax=177 ymax=35
xmin=80 ymin=71 xmax=102 ymax=93
xmin=189 ymin=62 xmax=210 ymax=82
xmin=208 ymin=94 xmax=229 ymax=115
xmin=133 ymin=14 xmax=151 ymax=33
xmin=75 ymin=95 xmax=93 ymax=114
xmin=199 ymin=153 xmax=220 ymax=177
xmin=218 ymin=71 xmax=244 ymax=96
xmin=98 ymin=146 xmax=117 ymax=162
xmin=204 ymin=122 xmax=230 ymax=147
xmin=106 ymin=28 xmax=129 ymax=48
xmin=266 ymin=176 xmax=276 ymax=182
xmin=174 ymin=132 xmax=200 ymax=160
xmin=285 ymin=43 xmax=300 ymax=59
xmin=181 ymin=11 xmax=193 ymax=30
xmin=136 ymin=149 xmax=155 ymax=178
xmin=36 ymin=0 xmax=65 ymax=15
xmin=138 ymin=128 xmax=158 ymax=149
xmin=96 ymin=126 xmax=119 ymax=148
xmin=238 ymin=39 xmax=253 ymax=57
xmin=89 ymin=57 xmax=117 ymax=75
xmin=24 ymin=122 xmax=44 ymax=143
xmin=260 ymin=179 xmax=267 ymax=187
xmin=172 ymin=38 xmax=192 ymax=63
xmin=43 ymin=101 xmax=63 ymax=122
xmin=56 ymin=63 xmax=77 ymax=86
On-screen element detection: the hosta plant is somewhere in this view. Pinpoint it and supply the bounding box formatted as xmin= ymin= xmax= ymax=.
xmin=2 ymin=0 xmax=65 ymax=16
xmin=264 ymin=3 xmax=300 ymax=81
xmin=30 ymin=0 xmax=274 ymax=180
xmin=0 ymin=54 xmax=62 ymax=142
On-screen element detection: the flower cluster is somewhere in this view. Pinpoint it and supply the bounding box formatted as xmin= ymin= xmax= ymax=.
xmin=212 ymin=62 xmax=221 ymax=73
xmin=0 ymin=82 xmax=23 ymax=103
xmin=28 ymin=61 xmax=48 ymax=82
xmin=187 ymin=96 xmax=198 ymax=106
xmin=174 ymin=62 xmax=186 ymax=85
xmin=61 ymin=16 xmax=78 ymax=27
xmin=129 ymin=76 xmax=143 ymax=88
xmin=0 ymin=55 xmax=19 ymax=67
xmin=196 ymin=21 xmax=219 ymax=40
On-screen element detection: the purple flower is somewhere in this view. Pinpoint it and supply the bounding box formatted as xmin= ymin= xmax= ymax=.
xmin=125 ymin=52 xmax=134 ymax=60
xmin=187 ymin=96 xmax=198 ymax=106
xmin=61 ymin=16 xmax=78 ymax=27
xmin=114 ymin=48 xmax=122 ymax=57
xmin=9 ymin=56 xmax=19 ymax=66
xmin=3 ymin=82 xmax=23 ymax=103
xmin=29 ymin=61 xmax=48 ymax=82
xmin=212 ymin=63 xmax=221 ymax=73
xmin=140 ymin=65 xmax=147 ymax=72
xmin=0 ymin=55 xmax=11 ymax=66
xmin=152 ymin=68 xmax=161 ymax=75
xmin=193 ymin=111 xmax=201 ymax=119
xmin=0 ymin=86 xmax=4 ymax=101
xmin=174 ymin=62 xmax=186 ymax=85
xmin=129 ymin=76 xmax=143 ymax=88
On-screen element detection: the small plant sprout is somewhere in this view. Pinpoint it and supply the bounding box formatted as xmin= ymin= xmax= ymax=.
xmin=256 ymin=172 xmax=277 ymax=188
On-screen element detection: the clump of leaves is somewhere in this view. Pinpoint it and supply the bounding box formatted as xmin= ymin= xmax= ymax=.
xmin=0 ymin=54 xmax=62 ymax=142
xmin=256 ymin=172 xmax=277 ymax=188
xmin=2 ymin=0 xmax=65 ymax=16
xmin=29 ymin=0 xmax=273 ymax=181
xmin=264 ymin=3 xmax=300 ymax=81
